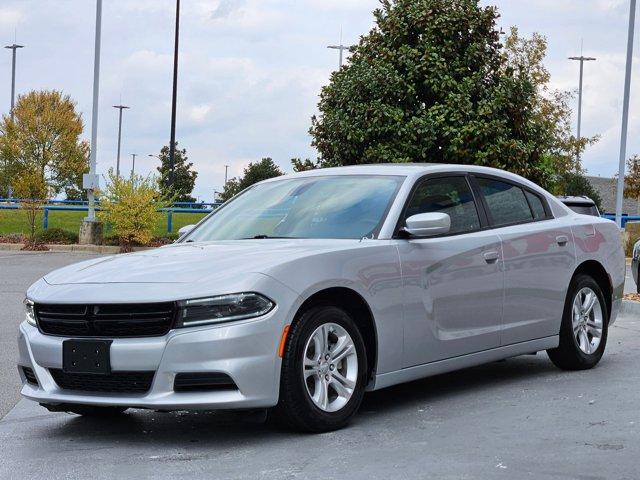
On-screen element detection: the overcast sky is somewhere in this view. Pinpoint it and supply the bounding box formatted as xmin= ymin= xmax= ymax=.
xmin=0 ymin=0 xmax=638 ymax=200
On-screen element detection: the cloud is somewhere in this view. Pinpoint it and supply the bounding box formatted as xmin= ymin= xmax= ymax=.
xmin=0 ymin=6 xmax=25 ymax=27
xmin=188 ymin=104 xmax=213 ymax=123
xmin=210 ymin=0 xmax=246 ymax=19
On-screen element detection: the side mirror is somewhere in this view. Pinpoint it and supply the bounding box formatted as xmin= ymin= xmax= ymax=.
xmin=178 ymin=224 xmax=196 ymax=236
xmin=404 ymin=213 xmax=451 ymax=237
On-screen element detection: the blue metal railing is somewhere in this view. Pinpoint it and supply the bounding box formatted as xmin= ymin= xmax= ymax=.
xmin=601 ymin=214 xmax=640 ymax=228
xmin=0 ymin=201 xmax=220 ymax=233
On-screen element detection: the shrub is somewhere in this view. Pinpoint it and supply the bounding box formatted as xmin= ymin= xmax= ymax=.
xmin=98 ymin=170 xmax=169 ymax=252
xmin=36 ymin=227 xmax=78 ymax=245
xmin=625 ymin=222 xmax=640 ymax=257
xmin=13 ymin=169 xmax=48 ymax=245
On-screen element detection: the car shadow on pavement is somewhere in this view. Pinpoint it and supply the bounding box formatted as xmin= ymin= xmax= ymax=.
xmin=360 ymin=353 xmax=560 ymax=414
xmin=30 ymin=353 xmax=572 ymax=446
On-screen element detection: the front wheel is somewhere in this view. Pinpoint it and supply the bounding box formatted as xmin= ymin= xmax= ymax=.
xmin=274 ymin=306 xmax=367 ymax=432
xmin=547 ymin=274 xmax=608 ymax=370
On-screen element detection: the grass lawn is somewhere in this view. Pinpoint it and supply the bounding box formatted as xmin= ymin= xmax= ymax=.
xmin=0 ymin=209 xmax=208 ymax=238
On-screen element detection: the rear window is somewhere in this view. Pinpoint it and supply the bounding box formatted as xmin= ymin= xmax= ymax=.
xmin=525 ymin=191 xmax=547 ymax=220
xmin=477 ymin=178 xmax=533 ymax=226
xmin=566 ymin=204 xmax=599 ymax=217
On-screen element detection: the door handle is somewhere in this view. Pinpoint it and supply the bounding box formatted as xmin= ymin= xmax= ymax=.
xmin=556 ymin=235 xmax=569 ymax=246
xmin=482 ymin=251 xmax=500 ymax=264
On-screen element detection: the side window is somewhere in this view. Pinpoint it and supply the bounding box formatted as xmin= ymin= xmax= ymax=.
xmin=477 ymin=177 xmax=533 ymax=226
xmin=406 ymin=176 xmax=481 ymax=234
xmin=525 ymin=190 xmax=547 ymax=220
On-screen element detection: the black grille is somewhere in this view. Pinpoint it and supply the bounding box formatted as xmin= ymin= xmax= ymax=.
xmin=50 ymin=369 xmax=155 ymax=394
xmin=35 ymin=302 xmax=176 ymax=338
xmin=22 ymin=367 xmax=38 ymax=386
xmin=174 ymin=372 xmax=237 ymax=392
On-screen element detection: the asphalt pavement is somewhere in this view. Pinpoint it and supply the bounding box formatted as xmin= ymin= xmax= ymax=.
xmin=0 ymin=251 xmax=102 ymax=418
xmin=0 ymin=250 xmax=639 ymax=479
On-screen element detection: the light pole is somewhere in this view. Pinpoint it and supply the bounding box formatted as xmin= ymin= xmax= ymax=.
xmin=569 ymin=52 xmax=596 ymax=162
xmin=113 ymin=104 xmax=129 ymax=177
xmin=130 ymin=153 xmax=137 ymax=177
xmin=83 ymin=0 xmax=102 ymax=230
xmin=169 ymin=0 xmax=181 ymax=190
xmin=224 ymin=164 xmax=229 ymax=186
xmin=616 ymin=0 xmax=637 ymax=228
xmin=327 ymin=30 xmax=351 ymax=69
xmin=4 ymin=43 xmax=24 ymax=119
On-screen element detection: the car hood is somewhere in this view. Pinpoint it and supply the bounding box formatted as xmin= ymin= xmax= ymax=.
xmin=43 ymin=239 xmax=362 ymax=285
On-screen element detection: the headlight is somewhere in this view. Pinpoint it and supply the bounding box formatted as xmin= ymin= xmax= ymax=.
xmin=24 ymin=299 xmax=37 ymax=326
xmin=176 ymin=293 xmax=274 ymax=327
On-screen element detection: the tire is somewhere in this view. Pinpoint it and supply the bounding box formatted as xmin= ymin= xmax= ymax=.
xmin=274 ymin=306 xmax=368 ymax=432
xmin=41 ymin=403 xmax=128 ymax=417
xmin=547 ymin=274 xmax=609 ymax=370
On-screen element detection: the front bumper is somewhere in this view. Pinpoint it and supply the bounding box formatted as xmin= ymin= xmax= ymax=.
xmin=17 ymin=307 xmax=285 ymax=410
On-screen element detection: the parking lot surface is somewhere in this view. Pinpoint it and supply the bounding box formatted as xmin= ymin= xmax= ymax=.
xmin=1 ymin=251 xmax=639 ymax=479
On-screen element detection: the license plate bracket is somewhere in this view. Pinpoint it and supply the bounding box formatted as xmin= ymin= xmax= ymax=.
xmin=62 ymin=340 xmax=112 ymax=374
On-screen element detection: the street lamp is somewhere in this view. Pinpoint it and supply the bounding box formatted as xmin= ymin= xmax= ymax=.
xmin=569 ymin=52 xmax=596 ymax=162
xmin=224 ymin=164 xmax=229 ymax=186
xmin=616 ymin=0 xmax=637 ymax=228
xmin=82 ymin=0 xmax=102 ymax=240
xmin=130 ymin=153 xmax=137 ymax=177
xmin=327 ymin=29 xmax=351 ymax=69
xmin=4 ymin=43 xmax=24 ymax=119
xmin=113 ymin=104 xmax=130 ymax=177
xmin=168 ymin=0 xmax=181 ymax=190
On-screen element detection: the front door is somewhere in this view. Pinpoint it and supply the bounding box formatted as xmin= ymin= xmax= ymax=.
xmin=397 ymin=175 xmax=504 ymax=368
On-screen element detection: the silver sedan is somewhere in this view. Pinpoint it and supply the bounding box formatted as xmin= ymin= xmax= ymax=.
xmin=18 ymin=164 xmax=626 ymax=432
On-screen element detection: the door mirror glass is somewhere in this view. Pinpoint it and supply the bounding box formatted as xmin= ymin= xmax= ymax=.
xmin=404 ymin=213 xmax=451 ymax=237
xmin=178 ymin=224 xmax=196 ymax=236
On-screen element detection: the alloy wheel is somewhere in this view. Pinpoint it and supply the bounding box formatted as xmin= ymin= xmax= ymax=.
xmin=571 ymin=287 xmax=603 ymax=355
xmin=302 ymin=322 xmax=358 ymax=413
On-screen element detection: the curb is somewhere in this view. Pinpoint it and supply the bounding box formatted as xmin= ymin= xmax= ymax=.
xmin=621 ymin=299 xmax=640 ymax=318
xmin=0 ymin=243 xmax=153 ymax=254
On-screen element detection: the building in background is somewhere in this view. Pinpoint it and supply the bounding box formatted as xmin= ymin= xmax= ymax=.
xmin=587 ymin=176 xmax=638 ymax=214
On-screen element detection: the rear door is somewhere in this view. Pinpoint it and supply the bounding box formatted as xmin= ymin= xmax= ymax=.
xmin=397 ymin=175 xmax=504 ymax=367
xmin=473 ymin=175 xmax=575 ymax=345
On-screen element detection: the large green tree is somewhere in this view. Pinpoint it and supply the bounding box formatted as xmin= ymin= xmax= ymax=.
xmin=220 ymin=158 xmax=283 ymax=201
xmin=557 ymin=172 xmax=603 ymax=211
xmin=503 ymin=28 xmax=597 ymax=187
xmin=309 ymin=0 xmax=589 ymax=189
xmin=0 ymin=90 xmax=89 ymax=198
xmin=156 ymin=143 xmax=198 ymax=203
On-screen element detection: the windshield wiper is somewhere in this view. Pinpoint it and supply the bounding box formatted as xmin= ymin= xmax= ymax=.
xmin=241 ymin=235 xmax=293 ymax=239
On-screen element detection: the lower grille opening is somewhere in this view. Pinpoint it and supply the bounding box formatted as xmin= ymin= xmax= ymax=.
xmin=22 ymin=367 xmax=38 ymax=386
xmin=50 ymin=369 xmax=155 ymax=394
xmin=174 ymin=372 xmax=237 ymax=392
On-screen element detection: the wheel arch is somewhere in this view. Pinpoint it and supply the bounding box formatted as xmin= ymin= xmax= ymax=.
xmin=291 ymin=287 xmax=378 ymax=383
xmin=572 ymin=260 xmax=612 ymax=321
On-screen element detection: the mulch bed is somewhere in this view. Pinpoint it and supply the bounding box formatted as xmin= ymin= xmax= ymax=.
xmin=624 ymin=293 xmax=640 ymax=302
xmin=20 ymin=241 xmax=49 ymax=251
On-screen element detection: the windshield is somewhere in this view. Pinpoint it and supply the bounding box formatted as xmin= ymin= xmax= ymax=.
xmin=185 ymin=175 xmax=404 ymax=241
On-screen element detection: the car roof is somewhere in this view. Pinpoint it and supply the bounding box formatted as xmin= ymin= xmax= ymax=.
xmin=261 ymin=164 xmax=552 ymax=194
xmin=262 ymin=163 xmax=533 ymax=182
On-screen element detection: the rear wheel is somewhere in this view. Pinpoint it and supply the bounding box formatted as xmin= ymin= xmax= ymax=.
xmin=547 ymin=274 xmax=608 ymax=370
xmin=274 ymin=306 xmax=367 ymax=432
